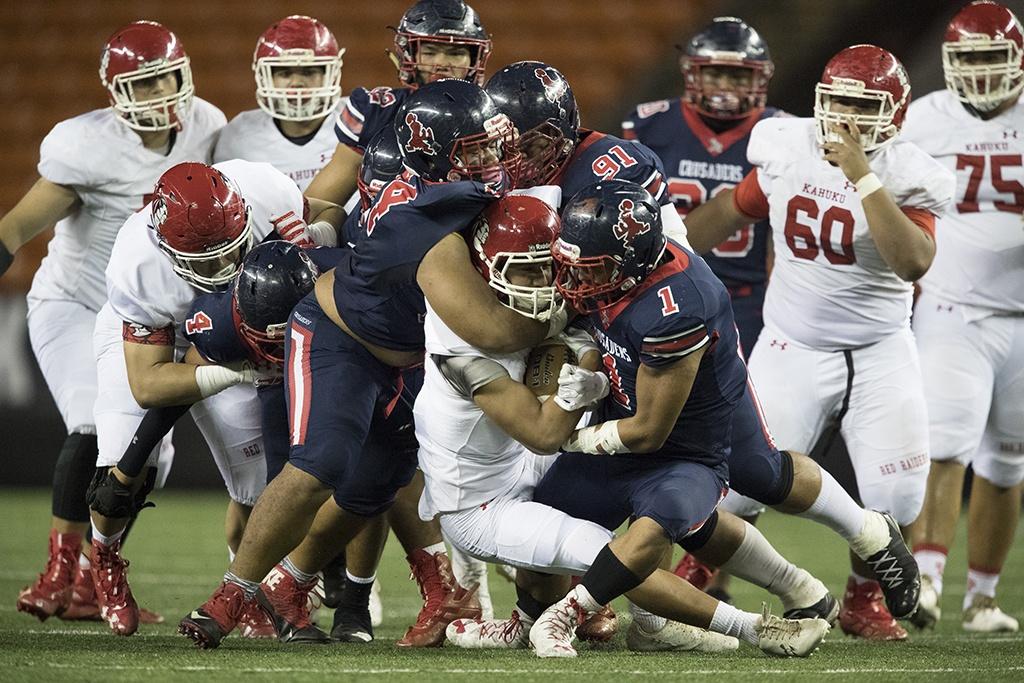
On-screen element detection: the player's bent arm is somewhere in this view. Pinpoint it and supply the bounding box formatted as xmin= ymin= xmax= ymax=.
xmin=473 ymin=376 xmax=589 ymax=455
xmin=0 ymin=178 xmax=80 ymax=253
xmin=570 ymin=346 xmax=705 ymax=455
xmin=860 ymin=190 xmax=935 ymax=282
xmin=304 ymin=143 xmax=362 ymax=205
xmin=123 ymin=335 xmax=205 ymax=408
xmin=419 ymin=233 xmax=549 ymax=354
xmin=684 ymin=189 xmax=753 ymax=254
xmin=307 ymin=197 xmax=346 ymax=231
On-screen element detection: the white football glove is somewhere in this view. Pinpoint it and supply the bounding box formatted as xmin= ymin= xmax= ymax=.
xmin=553 ymin=363 xmax=609 ymax=411
xmin=557 ymin=326 xmax=600 ymax=362
xmin=235 ymin=359 xmax=284 ymax=387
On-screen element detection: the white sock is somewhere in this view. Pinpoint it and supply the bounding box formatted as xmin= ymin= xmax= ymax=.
xmin=914 ymin=548 xmax=947 ymax=594
xmin=964 ymin=568 xmax=1000 ymax=610
xmin=346 ymin=570 xmax=376 ymax=584
xmin=718 ymin=523 xmax=811 ymax=609
xmin=228 ymin=547 xmax=236 ymax=563
xmin=797 ymin=468 xmax=867 ymax=544
xmin=90 ymin=524 xmax=124 ymax=547
xmin=281 ymin=555 xmax=317 ymax=584
xmin=709 ymin=601 xmax=759 ymax=646
xmin=423 ymin=541 xmax=447 ymax=556
xmin=628 ymin=601 xmax=667 ymax=632
xmin=848 ymin=511 xmax=890 ymax=559
xmin=571 ymin=584 xmax=602 ymax=613
xmin=224 ymin=571 xmax=260 ymax=598
xmin=79 ymin=553 xmax=90 ymax=570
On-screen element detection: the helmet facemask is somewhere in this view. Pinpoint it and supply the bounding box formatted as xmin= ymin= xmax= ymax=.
xmin=254 ymin=51 xmax=344 ymax=121
xmin=157 ymin=210 xmax=254 ymax=292
xmin=483 ymin=251 xmax=562 ymax=321
xmin=814 ymin=83 xmax=902 ymax=153
xmin=516 ymin=121 xmax=575 ymax=187
xmin=105 ymin=57 xmax=194 ymax=131
xmin=447 ymin=114 xmax=520 ymax=191
xmin=942 ymin=37 xmax=1024 ymax=112
xmin=552 ymin=242 xmax=636 ymax=314
xmin=394 ymin=34 xmax=491 ymax=86
xmin=683 ymin=59 xmax=771 ymax=120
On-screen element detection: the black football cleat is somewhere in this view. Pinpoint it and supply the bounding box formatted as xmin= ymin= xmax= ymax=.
xmin=178 ymin=581 xmax=248 ymax=649
xmin=331 ymin=604 xmax=374 ymax=643
xmin=255 ymin=584 xmax=330 ymax=644
xmin=864 ymin=511 xmax=920 ymax=620
xmin=784 ymin=592 xmax=839 ymax=625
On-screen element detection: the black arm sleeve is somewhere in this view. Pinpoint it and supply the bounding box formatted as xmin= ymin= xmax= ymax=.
xmin=116 ymin=404 xmax=192 ymax=477
xmin=0 ymin=243 xmax=13 ymax=277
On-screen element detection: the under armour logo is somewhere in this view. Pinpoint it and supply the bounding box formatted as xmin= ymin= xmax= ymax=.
xmin=936 ymin=303 xmax=954 ymax=313
xmin=403 ymin=112 xmax=437 ymax=156
xmin=708 ymin=138 xmax=723 ymax=155
xmin=611 ymin=198 xmax=652 ymax=244
xmin=770 ymin=339 xmax=788 ymax=351
xmin=1005 ymin=129 xmax=1019 ymax=139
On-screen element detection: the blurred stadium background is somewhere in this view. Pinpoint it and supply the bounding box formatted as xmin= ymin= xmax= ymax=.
xmin=0 ymin=0 xmax=1019 ymax=487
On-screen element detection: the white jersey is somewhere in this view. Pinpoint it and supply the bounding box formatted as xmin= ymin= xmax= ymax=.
xmin=213 ymin=103 xmax=343 ymax=191
xmin=416 ymin=303 xmax=531 ymax=514
xmin=902 ymin=90 xmax=1024 ymax=314
xmin=27 ymin=99 xmax=225 ymax=313
xmin=750 ymin=118 xmax=954 ymax=350
xmin=105 ymin=159 xmax=304 ymax=331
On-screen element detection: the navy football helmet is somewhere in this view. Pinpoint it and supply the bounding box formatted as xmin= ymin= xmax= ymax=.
xmin=484 ymin=61 xmax=580 ymax=188
xmin=394 ymin=79 xmax=518 ymax=191
xmin=552 ymin=179 xmax=666 ymax=313
xmin=232 ymin=241 xmax=319 ymax=363
xmin=357 ymin=128 xmax=404 ymax=210
xmin=680 ymin=16 xmax=774 ymax=119
xmin=393 ymin=0 xmax=492 ymax=87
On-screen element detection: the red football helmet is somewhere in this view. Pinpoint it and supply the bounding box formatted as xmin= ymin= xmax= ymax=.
xmin=99 ymin=21 xmax=194 ymax=131
xmin=942 ymin=1 xmax=1024 ymax=112
xmin=151 ymin=163 xmax=253 ymax=292
xmin=814 ymin=45 xmax=911 ymax=153
xmin=253 ymin=15 xmax=345 ymax=121
xmin=470 ymin=195 xmax=562 ymax=321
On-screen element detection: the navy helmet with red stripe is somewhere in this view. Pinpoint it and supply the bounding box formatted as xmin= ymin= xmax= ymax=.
xmin=232 ymin=241 xmax=319 ymax=363
xmin=552 ymin=179 xmax=667 ymax=313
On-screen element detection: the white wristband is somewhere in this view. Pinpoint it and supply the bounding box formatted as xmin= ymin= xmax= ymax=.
xmin=307 ymin=220 xmax=339 ymax=247
xmin=195 ymin=364 xmax=245 ymax=398
xmin=855 ymin=172 xmax=883 ymax=199
xmin=563 ymin=419 xmax=628 ymax=455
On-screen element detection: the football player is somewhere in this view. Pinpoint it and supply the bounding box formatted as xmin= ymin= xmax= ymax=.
xmin=214 ymin=15 xmax=345 ymax=196
xmin=86 ymin=160 xmax=340 ymax=636
xmin=423 ymin=192 xmax=833 ymax=657
xmin=685 ymin=45 xmax=956 ymax=640
xmin=305 ymin=0 xmax=491 ymax=205
xmin=902 ymin=0 xmax=1023 ymax=634
xmin=177 ymin=80 xmax=546 ymax=650
xmin=621 ymin=14 xmax=782 ymax=609
xmin=5 ymin=21 xmax=224 ymax=626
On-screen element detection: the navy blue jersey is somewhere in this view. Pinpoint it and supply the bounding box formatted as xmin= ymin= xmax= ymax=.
xmin=340 ymin=205 xmax=363 ymax=247
xmin=334 ymin=86 xmax=412 ymax=151
xmin=623 ymin=100 xmax=781 ymax=286
xmin=555 ymin=130 xmax=670 ymax=207
xmin=582 ymin=242 xmax=747 ymax=468
xmin=332 ymin=172 xmax=496 ymax=352
xmin=183 ymin=246 xmax=346 ymax=365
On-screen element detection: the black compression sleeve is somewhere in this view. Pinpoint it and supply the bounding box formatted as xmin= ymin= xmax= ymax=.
xmin=116 ymin=404 xmax=191 ymax=477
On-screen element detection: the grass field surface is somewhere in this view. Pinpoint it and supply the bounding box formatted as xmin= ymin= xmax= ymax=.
xmin=1 ymin=488 xmax=1021 ymax=682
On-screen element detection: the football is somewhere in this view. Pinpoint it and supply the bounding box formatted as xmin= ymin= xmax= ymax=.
xmin=524 ymin=342 xmax=576 ymax=397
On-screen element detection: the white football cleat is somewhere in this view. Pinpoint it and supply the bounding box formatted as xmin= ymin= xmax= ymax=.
xmin=756 ymin=603 xmax=830 ymax=657
xmin=369 ymin=579 xmax=383 ymax=628
xmin=962 ymin=595 xmax=1019 ymax=633
xmin=626 ymin=620 xmax=739 ymax=653
xmin=910 ymin=574 xmax=941 ymax=630
xmin=446 ymin=609 xmax=532 ymax=649
xmin=529 ymin=593 xmax=586 ymax=658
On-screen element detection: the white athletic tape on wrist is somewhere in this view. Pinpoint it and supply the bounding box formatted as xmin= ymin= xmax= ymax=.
xmin=564 ymin=419 xmax=628 ymax=455
xmin=195 ymin=364 xmax=246 ymax=398
xmin=855 ymin=172 xmax=883 ymax=199
xmin=306 ymin=220 xmax=339 ymax=247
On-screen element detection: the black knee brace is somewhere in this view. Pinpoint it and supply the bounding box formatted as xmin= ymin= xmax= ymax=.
xmin=773 ymin=450 xmax=796 ymax=505
xmin=679 ymin=509 xmax=719 ymax=553
xmin=51 ymin=432 xmax=99 ymax=522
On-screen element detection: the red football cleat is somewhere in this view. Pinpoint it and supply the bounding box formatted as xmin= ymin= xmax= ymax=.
xmin=397 ymin=549 xmax=481 ymax=647
xmin=673 ymin=553 xmax=718 ymax=591
xmin=576 ymin=604 xmax=618 ymax=642
xmin=179 ymin=581 xmax=249 ymax=649
xmin=239 ymin=596 xmax=277 ymax=639
xmin=839 ymin=577 xmax=908 ymax=641
xmin=256 ymin=564 xmax=330 ymax=643
xmin=16 ymin=530 xmax=81 ymax=621
xmin=89 ymin=539 xmax=140 ymax=636
xmin=61 ymin=560 xmax=164 ymax=623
